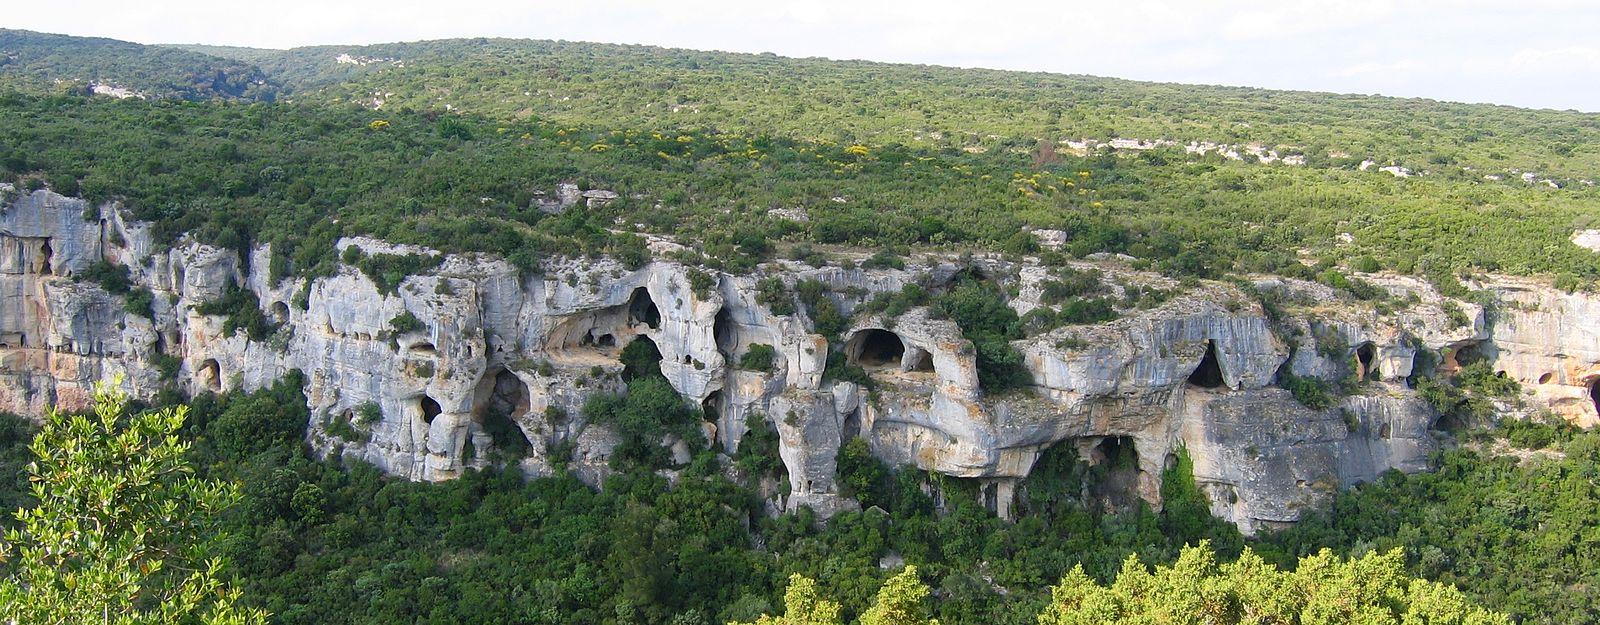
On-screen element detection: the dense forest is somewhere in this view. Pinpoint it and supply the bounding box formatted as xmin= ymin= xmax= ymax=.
xmin=0 ymin=366 xmax=1591 ymax=624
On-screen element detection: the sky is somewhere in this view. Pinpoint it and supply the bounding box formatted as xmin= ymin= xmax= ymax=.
xmin=10 ymin=0 xmax=1600 ymax=111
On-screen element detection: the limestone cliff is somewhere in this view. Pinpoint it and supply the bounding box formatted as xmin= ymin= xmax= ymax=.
xmin=5 ymin=187 xmax=1598 ymax=533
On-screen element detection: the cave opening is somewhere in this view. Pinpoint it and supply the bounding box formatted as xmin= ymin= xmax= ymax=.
xmin=596 ymin=333 xmax=615 ymax=347
xmin=198 ymin=359 xmax=222 ymax=392
xmin=1590 ymin=379 xmax=1600 ymax=418
xmin=620 ymin=336 xmax=664 ymax=381
xmin=841 ymin=408 xmax=862 ymax=441
xmin=420 ymin=396 xmax=443 ymax=425
xmin=1355 ymin=342 xmax=1377 ymax=380
xmin=410 ymin=342 xmax=437 ymax=357
xmin=852 ymin=329 xmax=905 ymax=369
xmin=714 ymin=306 xmax=736 ymax=355
xmin=1187 ymin=340 xmax=1224 ymax=388
xmin=1406 ymin=348 xmax=1438 ymax=388
xmin=629 ymin=287 xmax=661 ymax=330
xmin=701 ymin=390 xmax=722 ymax=423
xmin=1539 ymin=372 xmax=1554 ymax=384
xmin=908 ymin=348 xmax=935 ymax=372
xmin=36 ymin=240 xmax=51 ymax=274
xmin=270 ymin=301 xmax=290 ymax=325
xmin=1088 ymin=436 xmax=1141 ymax=513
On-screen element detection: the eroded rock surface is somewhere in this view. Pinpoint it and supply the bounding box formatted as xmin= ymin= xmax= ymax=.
xmin=6 ymin=187 xmax=1600 ymax=532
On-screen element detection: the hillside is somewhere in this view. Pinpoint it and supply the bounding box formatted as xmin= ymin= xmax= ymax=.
xmin=0 ymin=34 xmax=1594 ymax=291
xmin=0 ymin=29 xmax=276 ymax=100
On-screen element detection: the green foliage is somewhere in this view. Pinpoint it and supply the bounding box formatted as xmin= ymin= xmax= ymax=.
xmin=734 ymin=413 xmax=784 ymax=481
xmin=1258 ymin=432 xmax=1600 ymax=623
xmin=738 ymin=344 xmax=777 ymax=373
xmin=123 ymin=286 xmax=156 ymax=317
xmin=0 ymin=378 xmax=266 ymax=625
xmin=936 ymin=280 xmax=1029 ymax=392
xmin=80 ymin=258 xmax=131 ymax=293
xmin=203 ymin=371 xmax=308 ymax=461
xmin=757 ymin=278 xmax=797 ymax=316
xmin=0 ymin=29 xmax=276 ymax=100
xmin=837 ymin=437 xmax=891 ymax=507
xmin=859 ymin=566 xmax=938 ymax=625
xmin=195 ymin=284 xmax=277 ymax=341
xmin=861 ymin=283 xmax=928 ymax=319
xmin=388 ymin=310 xmax=424 ymax=335
xmin=1453 ymin=361 xmax=1520 ymax=398
xmin=687 ymin=268 xmax=717 ymax=299
xmin=354 ymin=253 xmax=443 ymax=295
xmin=1036 ymin=543 xmax=1507 ymax=625
xmin=1038 ymin=268 xmax=1104 ymax=304
xmin=1158 ymin=449 xmax=1244 ymax=554
xmin=583 ymin=376 xmax=699 ymax=469
xmin=730 ymin=574 xmax=842 ymax=625
xmin=1281 ymin=373 xmax=1335 ymax=410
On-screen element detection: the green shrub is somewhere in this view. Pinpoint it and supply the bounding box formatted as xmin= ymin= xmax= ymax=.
xmin=738 ymin=344 xmax=777 ymax=373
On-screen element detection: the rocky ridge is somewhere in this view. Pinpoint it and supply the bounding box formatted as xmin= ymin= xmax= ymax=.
xmin=4 ymin=187 xmax=1598 ymax=533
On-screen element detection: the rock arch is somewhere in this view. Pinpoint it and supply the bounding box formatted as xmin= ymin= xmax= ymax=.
xmin=474 ymin=369 xmax=533 ymax=457
xmin=1187 ymin=340 xmax=1224 ymax=389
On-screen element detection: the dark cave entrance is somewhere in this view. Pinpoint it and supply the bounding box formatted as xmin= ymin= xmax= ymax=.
xmin=420 ymin=396 xmax=443 ymax=425
xmin=1355 ymin=342 xmax=1378 ymax=380
xmin=1088 ymin=436 xmax=1141 ymax=513
xmin=701 ymin=389 xmax=722 ymax=425
xmin=852 ymin=329 xmax=905 ymax=369
xmin=714 ymin=306 xmax=736 ymax=356
xmin=1187 ymin=340 xmax=1224 ymax=389
xmin=841 ymin=408 xmax=862 ymax=441
xmin=621 ymin=336 xmax=664 ymax=382
xmin=36 ymin=240 xmax=51 ymax=274
xmin=908 ymin=348 xmax=934 ymax=372
xmin=629 ymin=287 xmax=661 ymax=330
xmin=199 ymin=359 xmax=222 ymax=392
xmin=1590 ymin=379 xmax=1600 ymax=418
xmin=270 ymin=301 xmax=290 ymax=325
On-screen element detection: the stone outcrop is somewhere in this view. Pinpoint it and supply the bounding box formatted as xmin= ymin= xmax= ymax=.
xmin=6 ymin=187 xmax=1600 ymax=533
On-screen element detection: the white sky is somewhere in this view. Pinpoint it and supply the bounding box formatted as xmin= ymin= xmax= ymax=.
xmin=10 ymin=0 xmax=1600 ymax=111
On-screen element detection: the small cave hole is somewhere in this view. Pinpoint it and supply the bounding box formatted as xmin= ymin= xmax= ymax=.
xmin=596 ymin=333 xmax=615 ymax=347
xmin=36 ymin=240 xmax=52 ymax=274
xmin=1187 ymin=340 xmax=1224 ymax=389
xmin=198 ymin=359 xmax=222 ymax=392
xmin=908 ymin=348 xmax=934 ymax=372
xmin=851 ymin=329 xmax=905 ymax=369
xmin=1355 ymin=342 xmax=1377 ymax=379
xmin=1539 ymin=372 xmax=1554 ymax=384
xmin=714 ymin=306 xmax=736 ymax=355
xmin=841 ymin=408 xmax=862 ymax=441
xmin=420 ymin=396 xmax=443 ymax=425
xmin=477 ymin=370 xmax=532 ymax=457
xmin=410 ymin=342 xmax=437 ymax=356
xmin=1590 ymin=379 xmax=1600 ymax=418
xmin=702 ymin=390 xmax=722 ymax=422
xmin=629 ymin=287 xmax=661 ymax=330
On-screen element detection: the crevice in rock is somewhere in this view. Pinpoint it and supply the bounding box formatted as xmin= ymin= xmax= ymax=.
xmin=1187 ymin=340 xmax=1224 ymax=389
xmin=629 ymin=287 xmax=660 ymax=330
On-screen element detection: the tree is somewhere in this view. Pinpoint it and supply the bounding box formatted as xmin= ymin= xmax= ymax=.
xmin=860 ymin=566 xmax=939 ymax=625
xmin=0 ymin=377 xmax=266 ymax=625
xmin=1036 ymin=542 xmax=1508 ymax=625
xmin=730 ymin=573 xmax=842 ymax=625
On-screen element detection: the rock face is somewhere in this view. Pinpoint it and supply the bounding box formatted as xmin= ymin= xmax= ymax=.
xmin=5 ymin=188 xmax=1600 ymax=533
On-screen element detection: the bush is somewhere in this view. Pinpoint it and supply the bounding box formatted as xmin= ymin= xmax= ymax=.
xmin=738 ymin=344 xmax=777 ymax=373
xmin=1281 ymin=373 xmax=1335 ymax=410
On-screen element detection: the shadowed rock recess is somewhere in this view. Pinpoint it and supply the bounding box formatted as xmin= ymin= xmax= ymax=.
xmin=5 ymin=186 xmax=1600 ymax=534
